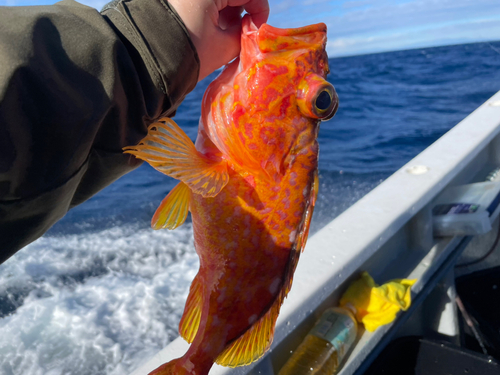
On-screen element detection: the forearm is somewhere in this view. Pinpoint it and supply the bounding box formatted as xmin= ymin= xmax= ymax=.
xmin=0 ymin=0 xmax=199 ymax=262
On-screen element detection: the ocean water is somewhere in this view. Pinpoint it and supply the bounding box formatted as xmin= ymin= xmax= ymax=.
xmin=1 ymin=41 xmax=500 ymax=374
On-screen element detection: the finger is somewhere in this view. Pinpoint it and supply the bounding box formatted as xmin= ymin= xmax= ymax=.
xmin=227 ymin=0 xmax=270 ymax=27
xmin=215 ymin=14 xmax=242 ymax=62
xmin=208 ymin=1 xmax=221 ymax=27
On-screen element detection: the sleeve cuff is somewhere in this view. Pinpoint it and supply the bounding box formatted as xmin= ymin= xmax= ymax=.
xmin=101 ymin=0 xmax=200 ymax=110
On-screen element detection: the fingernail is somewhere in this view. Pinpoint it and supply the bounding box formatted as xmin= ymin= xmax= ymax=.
xmin=219 ymin=17 xmax=228 ymax=30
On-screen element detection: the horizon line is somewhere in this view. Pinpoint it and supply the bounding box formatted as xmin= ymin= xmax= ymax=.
xmin=328 ymin=38 xmax=500 ymax=59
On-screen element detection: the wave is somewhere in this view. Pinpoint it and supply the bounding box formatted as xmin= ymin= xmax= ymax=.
xmin=0 ymin=225 xmax=198 ymax=375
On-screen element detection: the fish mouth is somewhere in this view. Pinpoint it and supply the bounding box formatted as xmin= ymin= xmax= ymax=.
xmin=259 ymin=22 xmax=327 ymax=39
xmin=242 ymin=14 xmax=327 ymax=38
xmin=242 ymin=15 xmax=327 ymax=54
xmin=240 ymin=15 xmax=328 ymax=74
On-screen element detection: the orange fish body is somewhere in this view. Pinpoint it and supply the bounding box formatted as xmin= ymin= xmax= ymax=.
xmin=124 ymin=16 xmax=337 ymax=375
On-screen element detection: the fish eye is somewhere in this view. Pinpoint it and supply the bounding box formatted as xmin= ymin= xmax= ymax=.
xmin=311 ymin=85 xmax=338 ymax=120
xmin=297 ymin=75 xmax=338 ymax=121
xmin=315 ymin=90 xmax=332 ymax=111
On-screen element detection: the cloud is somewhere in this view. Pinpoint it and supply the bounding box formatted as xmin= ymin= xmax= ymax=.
xmin=3 ymin=0 xmax=500 ymax=56
xmin=271 ymin=0 xmax=297 ymax=13
xmin=268 ymin=0 xmax=500 ymax=56
xmin=326 ymin=17 xmax=500 ymax=57
xmin=342 ymin=0 xmax=374 ymax=10
xmin=325 ymin=0 xmax=500 ymax=36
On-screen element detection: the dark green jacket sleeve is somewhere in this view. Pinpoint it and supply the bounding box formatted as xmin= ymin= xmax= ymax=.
xmin=0 ymin=0 xmax=200 ymax=263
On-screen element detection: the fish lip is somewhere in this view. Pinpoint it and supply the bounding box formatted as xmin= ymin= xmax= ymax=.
xmin=258 ymin=21 xmax=327 ymax=38
xmin=244 ymin=16 xmax=327 ymax=56
xmin=242 ymin=13 xmax=327 ymax=38
xmin=242 ymin=14 xmax=259 ymax=35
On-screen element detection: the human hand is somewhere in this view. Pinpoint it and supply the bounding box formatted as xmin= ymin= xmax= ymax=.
xmin=168 ymin=0 xmax=270 ymax=81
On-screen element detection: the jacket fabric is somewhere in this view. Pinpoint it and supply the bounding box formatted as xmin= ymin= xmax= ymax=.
xmin=0 ymin=0 xmax=200 ymax=263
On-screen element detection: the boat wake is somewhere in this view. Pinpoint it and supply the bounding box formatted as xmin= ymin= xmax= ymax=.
xmin=0 ymin=224 xmax=198 ymax=375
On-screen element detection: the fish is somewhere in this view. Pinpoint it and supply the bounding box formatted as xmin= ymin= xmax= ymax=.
xmin=123 ymin=15 xmax=338 ymax=375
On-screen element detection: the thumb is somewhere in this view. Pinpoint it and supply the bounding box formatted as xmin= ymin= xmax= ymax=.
xmin=200 ymin=7 xmax=242 ymax=78
xmin=197 ymin=21 xmax=241 ymax=80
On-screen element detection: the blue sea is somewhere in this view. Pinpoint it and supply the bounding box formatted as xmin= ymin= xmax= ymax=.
xmin=1 ymin=41 xmax=500 ymax=375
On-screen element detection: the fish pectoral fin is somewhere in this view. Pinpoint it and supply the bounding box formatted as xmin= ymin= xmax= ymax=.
xmin=215 ymin=298 xmax=281 ymax=368
xmin=123 ymin=117 xmax=229 ymax=197
xmin=179 ymin=274 xmax=203 ymax=343
xmin=152 ymin=182 xmax=190 ymax=230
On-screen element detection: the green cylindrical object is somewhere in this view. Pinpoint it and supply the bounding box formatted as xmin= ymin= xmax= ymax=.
xmin=279 ymin=307 xmax=358 ymax=375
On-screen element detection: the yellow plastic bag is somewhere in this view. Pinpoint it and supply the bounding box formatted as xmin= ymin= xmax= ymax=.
xmin=339 ymin=272 xmax=416 ymax=332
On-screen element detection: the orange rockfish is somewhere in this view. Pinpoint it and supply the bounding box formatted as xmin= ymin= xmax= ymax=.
xmin=124 ymin=15 xmax=338 ymax=375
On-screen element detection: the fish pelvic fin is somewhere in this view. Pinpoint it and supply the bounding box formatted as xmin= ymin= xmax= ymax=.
xmin=123 ymin=117 xmax=229 ymax=197
xmin=152 ymin=182 xmax=190 ymax=230
xmin=179 ymin=273 xmax=203 ymax=343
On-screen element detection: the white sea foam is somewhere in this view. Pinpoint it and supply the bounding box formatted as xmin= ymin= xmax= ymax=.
xmin=0 ymin=224 xmax=198 ymax=375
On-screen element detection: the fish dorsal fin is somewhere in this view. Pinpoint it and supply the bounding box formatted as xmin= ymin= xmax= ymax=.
xmin=123 ymin=117 xmax=229 ymax=197
xmin=179 ymin=274 xmax=203 ymax=343
xmin=215 ymin=296 xmax=280 ymax=367
xmin=151 ymin=182 xmax=190 ymax=230
xmin=215 ymin=171 xmax=319 ymax=367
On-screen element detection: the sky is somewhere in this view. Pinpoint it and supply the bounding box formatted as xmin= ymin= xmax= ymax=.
xmin=1 ymin=0 xmax=500 ymax=57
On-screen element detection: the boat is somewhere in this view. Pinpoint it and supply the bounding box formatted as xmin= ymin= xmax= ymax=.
xmin=130 ymin=91 xmax=500 ymax=375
